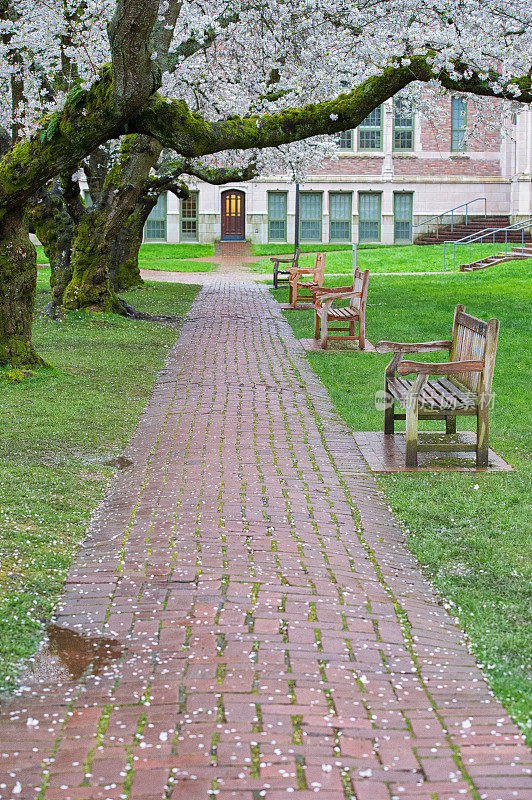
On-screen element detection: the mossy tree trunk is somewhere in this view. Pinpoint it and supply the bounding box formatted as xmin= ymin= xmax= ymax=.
xmin=63 ymin=209 xmax=125 ymax=313
xmin=28 ymin=184 xmax=75 ymax=316
xmin=0 ymin=209 xmax=46 ymax=365
xmin=62 ymin=135 xmax=162 ymax=312
xmin=107 ymin=178 xmax=190 ymax=292
xmin=108 ymin=198 xmax=154 ymax=292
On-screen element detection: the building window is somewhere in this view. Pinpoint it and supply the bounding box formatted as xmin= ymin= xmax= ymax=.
xmin=393 ymin=99 xmax=414 ymax=151
xmin=394 ymin=192 xmax=413 ymax=243
xmin=451 ymin=97 xmax=467 ymax=151
xmin=358 ymin=192 xmax=381 ymax=242
xmin=337 ymin=130 xmax=354 ymax=151
xmin=145 ymin=192 xmax=167 ymax=241
xmin=268 ymin=192 xmax=287 ymax=241
xmin=357 ymin=106 xmax=383 ymax=150
xmin=329 ymin=193 xmax=352 ymax=242
xmin=180 ymin=192 xmax=198 ymax=241
xmin=300 ymin=193 xmax=322 ymax=242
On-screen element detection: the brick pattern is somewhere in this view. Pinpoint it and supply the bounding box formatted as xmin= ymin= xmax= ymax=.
xmin=314 ymin=158 xmax=384 ymax=176
xmin=0 ymin=280 xmax=530 ymax=800
xmin=420 ymin=99 xmax=502 ymax=154
xmin=393 ymin=158 xmax=501 ymax=176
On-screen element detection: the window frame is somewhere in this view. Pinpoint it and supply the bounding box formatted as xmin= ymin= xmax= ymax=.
xmin=267 ymin=191 xmax=288 ymax=242
xmin=144 ymin=192 xmax=167 ymax=242
xmin=393 ymin=191 xmax=413 ymax=244
xmin=328 ymin=192 xmax=352 ymax=243
xmin=337 ymin=130 xmax=354 ymax=152
xmin=180 ymin=191 xmax=199 ymax=242
xmin=451 ymin=96 xmax=467 ymax=152
xmin=357 ymin=105 xmax=383 ymax=151
xmin=358 ymin=191 xmax=381 ymax=243
xmin=392 ymin=98 xmax=415 ymax=152
xmin=299 ymin=192 xmax=323 ymax=243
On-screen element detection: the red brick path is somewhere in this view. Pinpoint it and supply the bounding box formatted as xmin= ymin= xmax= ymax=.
xmin=0 ymin=280 xmax=530 ymax=800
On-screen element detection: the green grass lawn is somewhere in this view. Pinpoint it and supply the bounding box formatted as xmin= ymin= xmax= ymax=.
xmin=0 ymin=272 xmax=200 ymax=695
xmin=36 ymin=242 xmax=216 ymax=272
xmin=138 ymin=259 xmax=215 ymax=273
xmin=272 ymin=259 xmax=532 ymax=743
xmin=252 ymin=243 xmax=355 ymax=256
xmin=251 ymin=242 xmax=491 ymax=274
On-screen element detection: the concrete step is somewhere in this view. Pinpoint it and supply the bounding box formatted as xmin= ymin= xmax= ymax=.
xmin=418 ymin=231 xmax=531 ymax=245
xmin=459 ymin=251 xmax=532 ymax=271
xmin=413 ymin=214 xmax=532 ymax=245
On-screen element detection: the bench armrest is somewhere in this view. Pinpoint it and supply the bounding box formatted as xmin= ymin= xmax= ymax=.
xmin=315 ymin=291 xmax=362 ymax=308
xmin=271 ymin=256 xmax=297 ymax=265
xmin=397 ymin=360 xmax=484 ymax=376
xmin=312 ymin=285 xmax=352 ymax=295
xmin=376 ymin=340 xmax=452 ymax=354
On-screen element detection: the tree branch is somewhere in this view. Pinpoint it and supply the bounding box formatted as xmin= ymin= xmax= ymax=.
xmin=166 ymin=9 xmax=240 ymax=71
xmin=1 ymin=54 xmax=530 ymax=220
xmin=84 ymin=147 xmax=111 ymax=206
xmin=60 ymin=173 xmax=85 ymax=225
xmin=108 ymin=0 xmax=161 ymax=114
xmin=131 ymin=57 xmax=532 ymax=156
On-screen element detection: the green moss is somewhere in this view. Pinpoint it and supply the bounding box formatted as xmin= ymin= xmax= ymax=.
xmin=1 ymin=368 xmax=35 ymax=383
xmin=114 ymin=258 xmax=144 ymax=291
xmin=0 ymin=336 xmax=48 ymax=367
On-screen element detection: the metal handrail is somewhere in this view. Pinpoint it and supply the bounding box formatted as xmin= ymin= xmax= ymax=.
xmin=444 ymin=217 xmax=532 ymax=271
xmin=412 ymin=197 xmax=487 ymax=241
xmin=446 ymin=225 xmax=499 ymax=244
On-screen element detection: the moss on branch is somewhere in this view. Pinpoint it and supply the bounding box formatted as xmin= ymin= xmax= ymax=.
xmin=131 ymin=57 xmax=532 ymax=156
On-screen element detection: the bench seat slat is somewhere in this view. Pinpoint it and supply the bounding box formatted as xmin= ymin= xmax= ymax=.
xmin=387 ymin=377 xmax=476 ymax=411
xmin=437 ymin=377 xmax=477 ymax=406
xmin=329 ymin=308 xmax=359 ymax=319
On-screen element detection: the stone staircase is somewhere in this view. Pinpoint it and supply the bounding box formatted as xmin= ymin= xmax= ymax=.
xmin=415 ymin=215 xmax=532 ymax=245
xmin=459 ymin=244 xmax=532 ymax=271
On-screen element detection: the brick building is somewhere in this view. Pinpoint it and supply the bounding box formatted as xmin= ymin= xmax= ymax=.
xmin=144 ymin=96 xmax=532 ymax=246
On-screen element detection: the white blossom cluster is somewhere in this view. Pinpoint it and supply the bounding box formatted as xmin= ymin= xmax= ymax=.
xmin=0 ymin=0 xmax=530 ymax=167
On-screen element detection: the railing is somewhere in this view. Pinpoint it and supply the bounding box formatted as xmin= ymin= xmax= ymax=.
xmin=412 ymin=197 xmax=487 ymax=242
xmin=443 ymin=218 xmax=532 ymax=271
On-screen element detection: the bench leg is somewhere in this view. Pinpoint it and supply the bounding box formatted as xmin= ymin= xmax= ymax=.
xmin=476 ymin=406 xmax=489 ymax=468
xmin=446 ymin=415 xmax=456 ymax=434
xmin=405 ymin=400 xmax=419 ymax=468
xmin=314 ymin=312 xmax=320 ymax=340
xmin=384 ymin=382 xmax=395 ymax=435
xmin=290 ymin=284 xmax=297 ymax=308
xmin=359 ymin=316 xmax=365 ymax=350
xmin=320 ymin=315 xmax=328 ymax=349
xmin=273 ymin=268 xmax=278 ymax=289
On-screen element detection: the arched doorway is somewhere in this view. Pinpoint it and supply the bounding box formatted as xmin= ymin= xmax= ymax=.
xmin=221 ymin=190 xmax=245 ymax=241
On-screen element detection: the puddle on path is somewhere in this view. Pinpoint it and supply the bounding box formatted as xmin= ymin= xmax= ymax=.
xmin=104 ymin=456 xmax=134 ymax=469
xmin=22 ymin=624 xmax=124 ymax=684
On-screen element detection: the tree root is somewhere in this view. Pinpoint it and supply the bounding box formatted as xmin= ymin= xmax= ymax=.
xmin=117 ymin=297 xmax=182 ymax=323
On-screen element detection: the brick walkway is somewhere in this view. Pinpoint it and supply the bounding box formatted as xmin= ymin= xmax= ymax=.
xmin=0 ymin=280 xmax=530 ymax=800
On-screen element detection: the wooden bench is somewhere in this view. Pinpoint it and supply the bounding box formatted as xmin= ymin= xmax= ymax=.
xmin=288 ymin=253 xmax=326 ymax=307
xmin=312 ymin=268 xmax=369 ymax=349
xmin=375 ymin=304 xmax=499 ymax=468
xmin=271 ymin=248 xmax=300 ymax=289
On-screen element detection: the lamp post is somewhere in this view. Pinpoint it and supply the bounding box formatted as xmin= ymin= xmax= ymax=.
xmin=294 ymin=182 xmax=300 ymax=255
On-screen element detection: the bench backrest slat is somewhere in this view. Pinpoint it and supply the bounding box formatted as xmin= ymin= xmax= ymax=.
xmin=449 ymin=304 xmax=499 ymax=394
xmin=314 ymin=252 xmax=326 ymax=284
xmin=350 ymin=268 xmax=370 ymax=309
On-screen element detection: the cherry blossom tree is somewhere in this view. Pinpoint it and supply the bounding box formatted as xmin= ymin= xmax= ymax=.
xmin=0 ymin=0 xmax=530 ymax=364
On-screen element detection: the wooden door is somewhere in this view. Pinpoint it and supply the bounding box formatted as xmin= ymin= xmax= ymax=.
xmin=221 ymin=190 xmax=245 ymax=240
